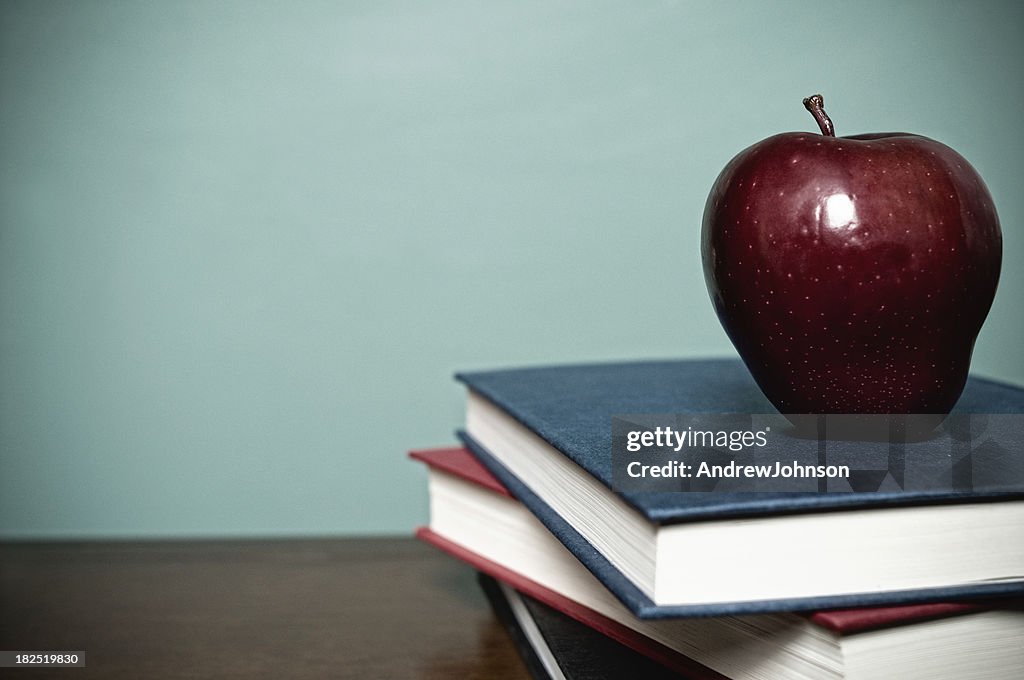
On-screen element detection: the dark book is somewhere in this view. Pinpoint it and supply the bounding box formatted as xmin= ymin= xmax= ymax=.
xmin=413 ymin=446 xmax=1024 ymax=680
xmin=455 ymin=359 xmax=1024 ymax=616
xmin=478 ymin=572 xmax=690 ymax=680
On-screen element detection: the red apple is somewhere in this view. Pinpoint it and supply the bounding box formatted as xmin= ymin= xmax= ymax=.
xmin=702 ymin=95 xmax=1001 ymax=414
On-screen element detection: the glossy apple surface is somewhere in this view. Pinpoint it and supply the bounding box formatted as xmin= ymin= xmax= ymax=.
xmin=702 ymin=96 xmax=1001 ymax=414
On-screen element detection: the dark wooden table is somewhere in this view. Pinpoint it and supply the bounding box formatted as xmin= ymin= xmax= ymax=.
xmin=0 ymin=537 xmax=532 ymax=679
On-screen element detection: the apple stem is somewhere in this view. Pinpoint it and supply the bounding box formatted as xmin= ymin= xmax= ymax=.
xmin=802 ymin=94 xmax=835 ymax=137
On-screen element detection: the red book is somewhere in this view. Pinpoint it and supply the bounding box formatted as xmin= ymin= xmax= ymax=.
xmin=412 ymin=447 xmax=1024 ymax=680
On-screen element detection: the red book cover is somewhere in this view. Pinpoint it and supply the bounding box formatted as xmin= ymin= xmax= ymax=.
xmin=411 ymin=446 xmax=1000 ymax=636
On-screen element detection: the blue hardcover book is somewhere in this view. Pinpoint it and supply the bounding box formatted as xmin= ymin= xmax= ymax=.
xmin=456 ymin=358 xmax=1024 ymax=618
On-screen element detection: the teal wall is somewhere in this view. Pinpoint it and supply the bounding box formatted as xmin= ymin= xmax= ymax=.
xmin=2 ymin=1 xmax=1022 ymax=537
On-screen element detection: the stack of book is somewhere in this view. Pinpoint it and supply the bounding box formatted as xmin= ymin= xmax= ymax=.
xmin=411 ymin=359 xmax=1024 ymax=679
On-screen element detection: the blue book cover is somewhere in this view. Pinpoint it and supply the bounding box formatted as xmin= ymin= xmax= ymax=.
xmin=456 ymin=358 xmax=1024 ymax=617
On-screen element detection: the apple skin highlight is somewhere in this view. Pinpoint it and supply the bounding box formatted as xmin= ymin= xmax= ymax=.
xmin=701 ymin=96 xmax=1001 ymax=415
